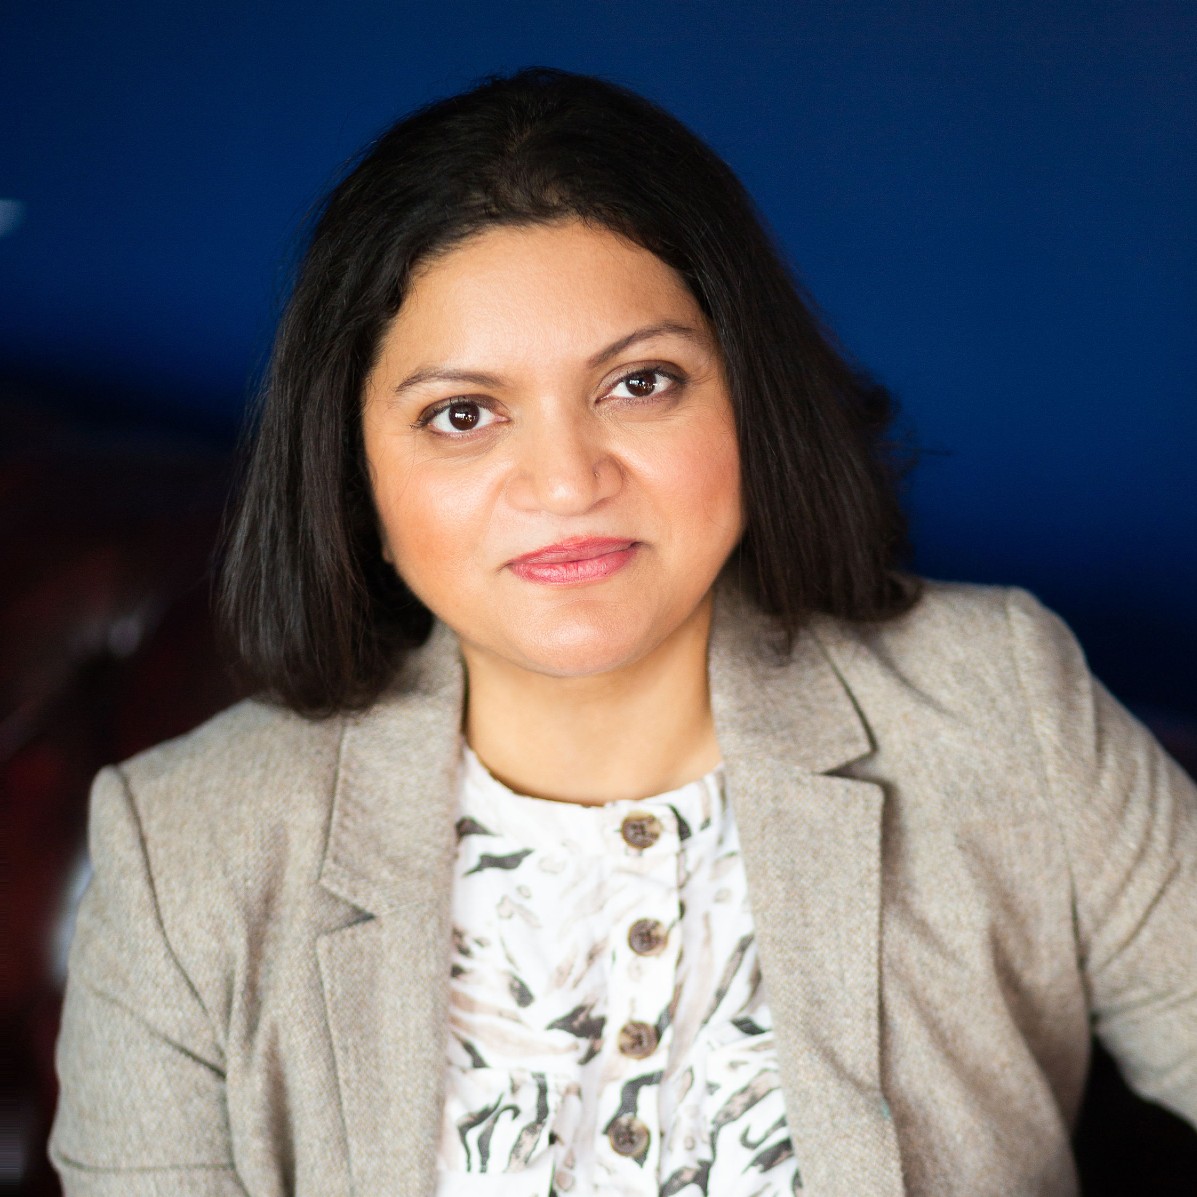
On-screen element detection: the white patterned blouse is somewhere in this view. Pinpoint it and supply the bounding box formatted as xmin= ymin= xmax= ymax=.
xmin=436 ymin=744 xmax=802 ymax=1196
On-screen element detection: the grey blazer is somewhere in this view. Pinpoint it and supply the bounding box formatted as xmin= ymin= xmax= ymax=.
xmin=50 ymin=582 xmax=1197 ymax=1196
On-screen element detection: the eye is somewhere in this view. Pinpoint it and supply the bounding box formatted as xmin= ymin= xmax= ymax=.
xmin=607 ymin=366 xmax=682 ymax=403
xmin=419 ymin=399 xmax=500 ymax=436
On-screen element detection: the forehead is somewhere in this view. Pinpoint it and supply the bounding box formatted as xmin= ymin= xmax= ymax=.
xmin=388 ymin=220 xmax=709 ymax=361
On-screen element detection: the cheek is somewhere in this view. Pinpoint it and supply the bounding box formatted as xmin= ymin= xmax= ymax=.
xmin=372 ymin=452 xmax=496 ymax=597
xmin=652 ymin=414 xmax=743 ymax=539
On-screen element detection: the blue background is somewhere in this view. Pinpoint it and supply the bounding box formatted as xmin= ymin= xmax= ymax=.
xmin=2 ymin=0 xmax=1194 ymax=716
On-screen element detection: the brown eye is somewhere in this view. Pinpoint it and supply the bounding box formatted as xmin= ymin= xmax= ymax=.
xmin=424 ymin=399 xmax=496 ymax=435
xmin=608 ymin=367 xmax=680 ymax=404
xmin=447 ymin=401 xmax=480 ymax=430
xmin=624 ymin=372 xmax=658 ymax=397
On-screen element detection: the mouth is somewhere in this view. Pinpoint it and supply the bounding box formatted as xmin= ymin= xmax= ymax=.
xmin=506 ymin=536 xmax=640 ymax=585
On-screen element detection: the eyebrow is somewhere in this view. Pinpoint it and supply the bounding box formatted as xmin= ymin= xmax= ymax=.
xmin=390 ymin=321 xmax=709 ymax=396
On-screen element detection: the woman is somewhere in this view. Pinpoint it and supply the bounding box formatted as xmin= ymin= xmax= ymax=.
xmin=50 ymin=67 xmax=1196 ymax=1196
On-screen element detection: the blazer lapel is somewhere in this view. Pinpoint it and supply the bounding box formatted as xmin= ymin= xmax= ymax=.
xmin=316 ymin=619 xmax=465 ymax=1197
xmin=709 ymin=587 xmax=904 ymax=1196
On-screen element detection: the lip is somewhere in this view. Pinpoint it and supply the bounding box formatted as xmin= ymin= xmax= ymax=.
xmin=508 ymin=536 xmax=637 ymax=565
xmin=506 ymin=536 xmax=640 ymax=585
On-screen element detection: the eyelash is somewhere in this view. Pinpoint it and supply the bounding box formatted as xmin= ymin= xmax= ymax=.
xmin=411 ymin=365 xmax=685 ymax=436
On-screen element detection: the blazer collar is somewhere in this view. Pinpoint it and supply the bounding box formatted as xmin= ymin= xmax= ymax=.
xmin=318 ymin=616 xmax=465 ymax=916
xmin=707 ymin=581 xmax=873 ymax=774
xmin=319 ymin=583 xmax=873 ymax=918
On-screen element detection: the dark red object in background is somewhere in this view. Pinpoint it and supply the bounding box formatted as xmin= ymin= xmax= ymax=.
xmin=2 ymin=396 xmax=1194 ymax=1194
xmin=1 ymin=396 xmax=246 ymax=1195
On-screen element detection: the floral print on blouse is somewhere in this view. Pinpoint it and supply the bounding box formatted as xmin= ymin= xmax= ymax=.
xmin=437 ymin=745 xmax=802 ymax=1196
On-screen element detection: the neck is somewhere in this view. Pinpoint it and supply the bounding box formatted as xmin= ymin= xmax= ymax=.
xmin=459 ymin=596 xmax=721 ymax=805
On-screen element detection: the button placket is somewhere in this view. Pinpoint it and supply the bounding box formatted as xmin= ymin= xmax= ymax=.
xmin=597 ymin=801 xmax=680 ymax=1181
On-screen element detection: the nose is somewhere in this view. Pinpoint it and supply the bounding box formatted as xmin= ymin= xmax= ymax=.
xmin=505 ymin=407 xmax=623 ymax=515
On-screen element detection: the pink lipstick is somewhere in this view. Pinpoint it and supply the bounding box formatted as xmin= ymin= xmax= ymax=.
xmin=507 ymin=536 xmax=639 ymax=585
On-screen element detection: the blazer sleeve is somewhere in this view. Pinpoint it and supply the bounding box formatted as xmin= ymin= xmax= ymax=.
xmin=49 ymin=765 xmax=249 ymax=1196
xmin=1005 ymin=588 xmax=1197 ymax=1126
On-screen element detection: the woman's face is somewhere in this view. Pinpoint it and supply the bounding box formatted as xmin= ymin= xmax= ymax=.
xmin=361 ymin=218 xmax=744 ymax=680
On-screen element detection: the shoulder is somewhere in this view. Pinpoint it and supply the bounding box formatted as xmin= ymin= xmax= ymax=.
xmin=72 ymin=698 xmax=354 ymax=1024
xmin=115 ymin=697 xmax=345 ymax=829
xmin=118 ymin=695 xmax=343 ymax=804
xmin=820 ymin=577 xmax=1067 ymax=656
xmin=809 ymin=579 xmax=1089 ymax=731
xmin=92 ymin=618 xmax=465 ymax=898
xmin=93 ymin=698 xmax=346 ymax=908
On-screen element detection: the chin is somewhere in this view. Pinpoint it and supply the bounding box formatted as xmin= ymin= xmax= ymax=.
xmin=502 ymin=608 xmax=658 ymax=679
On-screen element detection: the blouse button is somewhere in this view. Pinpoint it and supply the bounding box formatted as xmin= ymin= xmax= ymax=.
xmin=620 ymin=811 xmax=662 ymax=849
xmin=607 ymin=1115 xmax=651 ymax=1158
xmin=627 ymin=918 xmax=668 ymax=956
xmin=617 ymin=1020 xmax=659 ymax=1059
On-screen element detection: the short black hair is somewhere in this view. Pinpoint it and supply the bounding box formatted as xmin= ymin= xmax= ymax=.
xmin=218 ymin=66 xmax=919 ymax=715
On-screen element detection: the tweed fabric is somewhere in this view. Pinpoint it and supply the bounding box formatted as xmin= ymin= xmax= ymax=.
xmin=49 ymin=582 xmax=1197 ymax=1196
